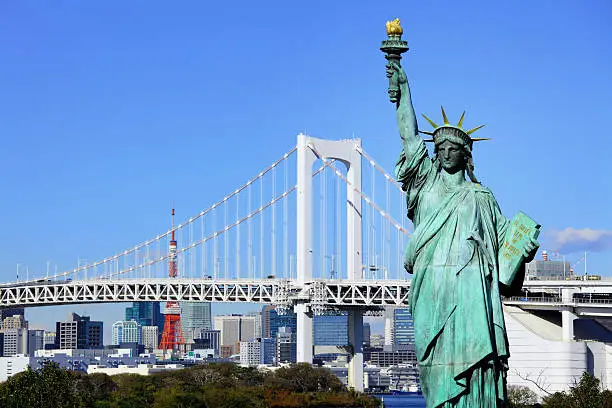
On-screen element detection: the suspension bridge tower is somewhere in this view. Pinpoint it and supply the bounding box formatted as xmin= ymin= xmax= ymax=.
xmin=159 ymin=207 xmax=185 ymax=351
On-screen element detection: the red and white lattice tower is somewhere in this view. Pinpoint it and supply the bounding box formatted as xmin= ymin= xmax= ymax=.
xmin=159 ymin=207 xmax=185 ymax=350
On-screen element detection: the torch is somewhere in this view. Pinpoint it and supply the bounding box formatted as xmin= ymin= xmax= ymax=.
xmin=380 ymin=19 xmax=409 ymax=103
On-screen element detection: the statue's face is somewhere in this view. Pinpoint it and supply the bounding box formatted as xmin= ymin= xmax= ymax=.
xmin=437 ymin=140 xmax=466 ymax=174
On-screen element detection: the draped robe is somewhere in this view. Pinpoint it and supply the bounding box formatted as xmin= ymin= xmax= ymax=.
xmin=396 ymin=139 xmax=513 ymax=408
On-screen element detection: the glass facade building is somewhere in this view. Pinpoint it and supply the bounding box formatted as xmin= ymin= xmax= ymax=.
xmin=314 ymin=314 xmax=348 ymax=346
xmin=125 ymin=302 xmax=163 ymax=335
xmin=262 ymin=306 xmax=297 ymax=340
xmin=181 ymin=302 xmax=212 ymax=342
xmin=393 ymin=308 xmax=415 ymax=346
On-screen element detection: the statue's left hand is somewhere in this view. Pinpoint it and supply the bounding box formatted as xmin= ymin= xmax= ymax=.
xmin=523 ymin=237 xmax=539 ymax=263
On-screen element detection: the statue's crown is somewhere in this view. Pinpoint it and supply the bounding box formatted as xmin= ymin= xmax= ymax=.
xmin=420 ymin=106 xmax=489 ymax=148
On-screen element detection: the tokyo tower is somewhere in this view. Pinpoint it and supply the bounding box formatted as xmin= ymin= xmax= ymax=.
xmin=159 ymin=207 xmax=185 ymax=350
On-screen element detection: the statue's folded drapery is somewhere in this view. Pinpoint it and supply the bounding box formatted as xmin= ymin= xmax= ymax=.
xmin=395 ymin=138 xmax=523 ymax=407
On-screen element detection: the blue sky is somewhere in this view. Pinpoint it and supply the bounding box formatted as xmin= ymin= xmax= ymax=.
xmin=1 ymin=1 xmax=611 ymax=338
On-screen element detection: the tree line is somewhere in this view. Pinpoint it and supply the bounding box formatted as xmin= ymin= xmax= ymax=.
xmin=508 ymin=372 xmax=612 ymax=408
xmin=0 ymin=361 xmax=380 ymax=408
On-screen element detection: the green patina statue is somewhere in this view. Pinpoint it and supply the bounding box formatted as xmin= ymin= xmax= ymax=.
xmin=382 ymin=19 xmax=540 ymax=408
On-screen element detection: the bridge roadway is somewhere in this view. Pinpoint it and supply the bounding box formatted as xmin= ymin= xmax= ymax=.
xmin=0 ymin=278 xmax=611 ymax=310
xmin=0 ymin=278 xmax=410 ymax=309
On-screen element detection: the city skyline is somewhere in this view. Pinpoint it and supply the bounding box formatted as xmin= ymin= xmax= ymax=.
xmin=1 ymin=1 xmax=611 ymax=337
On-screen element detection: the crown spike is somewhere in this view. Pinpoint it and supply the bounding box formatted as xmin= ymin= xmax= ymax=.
xmin=421 ymin=114 xmax=438 ymax=129
xmin=471 ymin=137 xmax=491 ymax=141
xmin=457 ymin=111 xmax=466 ymax=128
xmin=441 ymin=106 xmax=449 ymax=125
xmin=466 ymin=124 xmax=486 ymax=135
xmin=418 ymin=130 xmax=435 ymax=136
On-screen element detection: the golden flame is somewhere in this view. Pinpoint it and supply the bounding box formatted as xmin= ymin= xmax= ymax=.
xmin=386 ymin=18 xmax=403 ymax=36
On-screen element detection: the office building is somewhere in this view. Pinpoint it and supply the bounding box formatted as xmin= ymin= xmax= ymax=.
xmin=276 ymin=327 xmax=296 ymax=364
xmin=0 ymin=308 xmax=24 ymax=321
xmin=240 ymin=338 xmax=275 ymax=366
xmin=261 ymin=305 xmax=274 ymax=338
xmin=125 ymin=302 xmax=164 ymax=334
xmin=2 ymin=329 xmax=27 ymax=356
xmin=181 ymin=302 xmax=212 ymax=343
xmin=44 ymin=331 xmax=56 ymax=348
xmin=192 ymin=329 xmax=220 ymax=356
xmin=384 ymin=308 xmax=415 ymax=347
xmin=363 ymin=323 xmax=371 ymax=347
xmin=314 ymin=314 xmax=348 ymax=346
xmin=112 ymin=320 xmax=142 ymax=345
xmin=261 ymin=305 xmax=297 ymax=339
xmin=141 ymin=326 xmax=159 ymax=351
xmin=55 ymin=313 xmax=103 ymax=349
xmin=214 ymin=315 xmax=258 ymax=355
xmin=1 ymin=315 xmax=28 ymax=330
xmin=393 ymin=308 xmax=415 ymax=346
xmin=27 ymin=329 xmax=45 ymax=355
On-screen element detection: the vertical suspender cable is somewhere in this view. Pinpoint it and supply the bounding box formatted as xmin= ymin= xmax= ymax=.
xmin=386 ymin=177 xmax=391 ymax=280
xmin=248 ymin=183 xmax=253 ymax=279
xmin=236 ymin=194 xmax=240 ymax=280
xmin=371 ymin=160 xmax=376 ymax=279
xmin=190 ymin=221 xmax=194 ymax=279
xmin=224 ymin=198 xmax=228 ymax=279
xmin=283 ymin=158 xmax=288 ymax=279
xmin=336 ymin=169 xmax=341 ymax=279
xmin=201 ymin=215 xmax=205 ymax=278
xmin=272 ymin=165 xmax=276 ymax=278
xmin=213 ymin=205 xmax=218 ymax=279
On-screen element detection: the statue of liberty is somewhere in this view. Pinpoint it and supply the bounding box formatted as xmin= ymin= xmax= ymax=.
xmin=382 ymin=19 xmax=540 ymax=407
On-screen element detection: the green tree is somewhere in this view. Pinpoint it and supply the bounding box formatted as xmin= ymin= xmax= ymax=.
xmin=271 ymin=363 xmax=344 ymax=393
xmin=507 ymin=385 xmax=539 ymax=408
xmin=152 ymin=385 xmax=206 ymax=408
xmin=570 ymin=372 xmax=604 ymax=408
xmin=0 ymin=361 xmax=86 ymax=408
xmin=106 ymin=373 xmax=156 ymax=408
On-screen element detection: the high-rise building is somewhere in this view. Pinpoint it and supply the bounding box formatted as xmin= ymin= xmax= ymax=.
xmin=363 ymin=323 xmax=371 ymax=347
xmin=276 ymin=327 xmax=296 ymax=364
xmin=240 ymin=338 xmax=275 ymax=366
xmin=43 ymin=331 xmax=56 ymax=349
xmin=141 ymin=326 xmax=159 ymax=351
xmin=27 ymin=330 xmax=45 ymax=355
xmin=181 ymin=302 xmax=212 ymax=343
xmin=314 ymin=314 xmax=348 ymax=346
xmin=125 ymin=302 xmax=164 ymax=335
xmin=2 ymin=328 xmax=28 ymax=356
xmin=393 ymin=308 xmax=415 ymax=346
xmin=261 ymin=305 xmax=297 ymax=339
xmin=112 ymin=321 xmax=142 ymax=345
xmin=214 ymin=315 xmax=258 ymax=355
xmin=0 ymin=308 xmax=24 ymax=321
xmin=192 ymin=329 xmax=220 ymax=356
xmin=261 ymin=305 xmax=274 ymax=338
xmin=55 ymin=313 xmax=103 ymax=349
xmin=1 ymin=315 xmax=28 ymax=330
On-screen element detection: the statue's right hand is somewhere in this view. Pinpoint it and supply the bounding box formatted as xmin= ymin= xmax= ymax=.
xmin=386 ymin=61 xmax=407 ymax=85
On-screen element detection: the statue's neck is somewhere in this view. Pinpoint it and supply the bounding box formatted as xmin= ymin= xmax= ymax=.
xmin=441 ymin=169 xmax=466 ymax=187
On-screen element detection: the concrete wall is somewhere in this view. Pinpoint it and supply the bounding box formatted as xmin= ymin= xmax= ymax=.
xmin=505 ymin=306 xmax=588 ymax=398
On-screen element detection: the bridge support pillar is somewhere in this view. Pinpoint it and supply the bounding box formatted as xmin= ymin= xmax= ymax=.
xmin=562 ymin=308 xmax=576 ymax=342
xmin=347 ymin=309 xmax=364 ymax=391
xmin=296 ymin=303 xmax=313 ymax=363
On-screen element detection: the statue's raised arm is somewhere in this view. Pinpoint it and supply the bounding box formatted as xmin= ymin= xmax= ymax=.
xmin=387 ymin=62 xmax=420 ymax=146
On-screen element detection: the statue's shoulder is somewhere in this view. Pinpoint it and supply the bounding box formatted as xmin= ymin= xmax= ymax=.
xmin=466 ymin=182 xmax=495 ymax=196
